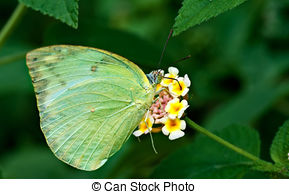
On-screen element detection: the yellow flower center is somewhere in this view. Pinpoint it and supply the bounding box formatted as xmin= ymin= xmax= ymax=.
xmin=165 ymin=118 xmax=181 ymax=132
xmin=162 ymin=74 xmax=175 ymax=85
xmin=156 ymin=84 xmax=162 ymax=92
xmin=172 ymin=80 xmax=186 ymax=95
xmin=168 ymin=102 xmax=184 ymax=114
xmin=139 ymin=119 xmax=152 ymax=132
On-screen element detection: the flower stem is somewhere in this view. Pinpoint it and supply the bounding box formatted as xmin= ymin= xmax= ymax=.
xmin=185 ymin=117 xmax=261 ymax=162
xmin=0 ymin=3 xmax=27 ymax=50
xmin=185 ymin=117 xmax=289 ymax=177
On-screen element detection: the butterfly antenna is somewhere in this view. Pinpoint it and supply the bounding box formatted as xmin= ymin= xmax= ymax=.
xmin=169 ymin=55 xmax=191 ymax=66
xmin=163 ymin=76 xmax=182 ymax=90
xmin=157 ymin=29 xmax=173 ymax=67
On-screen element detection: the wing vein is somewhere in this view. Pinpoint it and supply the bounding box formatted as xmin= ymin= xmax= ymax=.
xmin=83 ymin=110 xmax=131 ymax=169
xmin=46 ymin=111 xmax=89 ymax=139
xmin=54 ymin=120 xmax=89 ymax=153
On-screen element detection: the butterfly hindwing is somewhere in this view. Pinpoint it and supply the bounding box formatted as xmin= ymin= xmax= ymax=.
xmin=26 ymin=45 xmax=154 ymax=170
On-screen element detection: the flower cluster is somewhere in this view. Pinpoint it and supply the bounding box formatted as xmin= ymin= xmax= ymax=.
xmin=133 ymin=67 xmax=191 ymax=140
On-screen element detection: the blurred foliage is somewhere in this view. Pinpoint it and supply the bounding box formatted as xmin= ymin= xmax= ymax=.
xmin=151 ymin=124 xmax=260 ymax=178
xmin=0 ymin=0 xmax=289 ymax=178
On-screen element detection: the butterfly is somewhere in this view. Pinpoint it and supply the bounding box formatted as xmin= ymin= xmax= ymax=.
xmin=26 ymin=45 xmax=163 ymax=171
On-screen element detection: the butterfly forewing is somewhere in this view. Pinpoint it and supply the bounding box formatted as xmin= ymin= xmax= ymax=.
xmin=26 ymin=45 xmax=154 ymax=170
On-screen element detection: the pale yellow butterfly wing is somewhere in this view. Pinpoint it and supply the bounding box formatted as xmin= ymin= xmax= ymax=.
xmin=26 ymin=45 xmax=155 ymax=170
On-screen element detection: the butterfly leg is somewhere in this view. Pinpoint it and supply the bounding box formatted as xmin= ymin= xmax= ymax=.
xmin=143 ymin=110 xmax=158 ymax=154
xmin=152 ymin=96 xmax=160 ymax=104
xmin=155 ymin=87 xmax=170 ymax=96
xmin=152 ymin=96 xmax=165 ymax=113
xmin=158 ymin=97 xmax=165 ymax=113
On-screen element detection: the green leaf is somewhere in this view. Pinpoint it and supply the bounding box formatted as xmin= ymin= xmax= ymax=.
xmin=270 ymin=120 xmax=289 ymax=166
xmin=151 ymin=124 xmax=260 ymax=178
xmin=173 ymin=0 xmax=248 ymax=36
xmin=19 ymin=0 xmax=79 ymax=28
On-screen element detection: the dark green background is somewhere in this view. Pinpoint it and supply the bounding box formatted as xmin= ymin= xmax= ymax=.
xmin=0 ymin=0 xmax=289 ymax=178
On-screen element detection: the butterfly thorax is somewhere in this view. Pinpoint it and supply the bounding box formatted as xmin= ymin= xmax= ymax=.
xmin=146 ymin=69 xmax=164 ymax=87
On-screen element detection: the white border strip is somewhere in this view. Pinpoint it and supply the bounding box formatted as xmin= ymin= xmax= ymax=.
xmin=0 ymin=179 xmax=288 ymax=194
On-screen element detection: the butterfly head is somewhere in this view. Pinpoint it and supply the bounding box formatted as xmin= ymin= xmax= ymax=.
xmin=146 ymin=69 xmax=164 ymax=86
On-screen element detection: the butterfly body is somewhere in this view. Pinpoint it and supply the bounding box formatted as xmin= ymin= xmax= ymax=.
xmin=26 ymin=45 xmax=158 ymax=170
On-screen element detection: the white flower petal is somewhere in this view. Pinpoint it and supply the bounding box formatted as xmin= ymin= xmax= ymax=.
xmin=169 ymin=130 xmax=185 ymax=140
xmin=168 ymin=85 xmax=179 ymax=97
xmin=177 ymin=77 xmax=184 ymax=82
xmin=184 ymin=74 xmax=191 ymax=87
xmin=171 ymin=93 xmax=179 ymax=98
xmin=168 ymin=83 xmax=173 ymax=91
xmin=172 ymin=98 xmax=179 ymax=103
xmin=164 ymin=73 xmax=171 ymax=78
xmin=133 ymin=130 xmax=143 ymax=137
xmin=181 ymin=99 xmax=188 ymax=107
xmin=165 ymin=99 xmax=174 ymax=112
xmin=181 ymin=88 xmax=189 ymax=96
xmin=168 ymin=114 xmax=177 ymax=119
xmin=159 ymin=116 xmax=168 ymax=124
xmin=165 ymin=105 xmax=170 ymax=112
xmin=148 ymin=114 xmax=155 ymax=125
xmin=162 ymin=126 xmax=170 ymax=136
xmin=179 ymin=105 xmax=189 ymax=118
xmin=144 ymin=129 xmax=150 ymax=134
xmin=177 ymin=109 xmax=185 ymax=118
xmin=180 ymin=120 xmax=186 ymax=130
xmin=168 ymin=67 xmax=179 ymax=76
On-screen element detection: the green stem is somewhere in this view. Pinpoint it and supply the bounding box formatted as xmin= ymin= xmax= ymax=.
xmin=185 ymin=118 xmax=289 ymax=177
xmin=0 ymin=3 xmax=27 ymax=50
xmin=185 ymin=117 xmax=262 ymax=162
xmin=0 ymin=51 xmax=26 ymax=66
